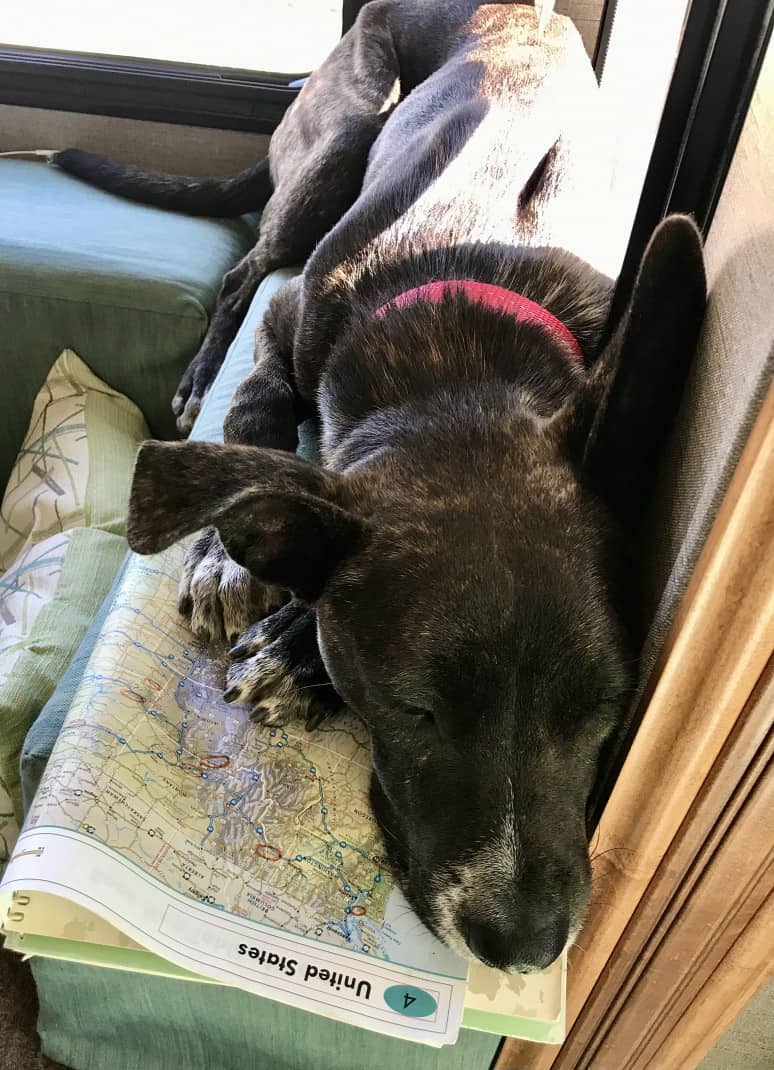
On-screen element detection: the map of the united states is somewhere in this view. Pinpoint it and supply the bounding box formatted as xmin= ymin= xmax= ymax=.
xmin=27 ymin=544 xmax=400 ymax=960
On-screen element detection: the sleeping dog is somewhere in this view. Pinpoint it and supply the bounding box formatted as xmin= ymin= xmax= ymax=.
xmin=54 ymin=2 xmax=706 ymax=972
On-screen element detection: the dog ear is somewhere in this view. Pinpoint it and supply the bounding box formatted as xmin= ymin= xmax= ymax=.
xmin=127 ymin=440 xmax=367 ymax=602
xmin=581 ymin=214 xmax=707 ymax=530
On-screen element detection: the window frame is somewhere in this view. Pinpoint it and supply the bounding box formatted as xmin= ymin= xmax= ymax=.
xmin=0 ymin=48 xmax=303 ymax=133
xmin=606 ymin=0 xmax=774 ymax=326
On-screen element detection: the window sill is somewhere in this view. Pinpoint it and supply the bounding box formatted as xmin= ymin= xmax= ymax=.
xmin=0 ymin=48 xmax=301 ymax=133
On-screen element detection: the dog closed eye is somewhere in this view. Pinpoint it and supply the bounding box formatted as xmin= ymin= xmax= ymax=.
xmin=401 ymin=704 xmax=435 ymax=723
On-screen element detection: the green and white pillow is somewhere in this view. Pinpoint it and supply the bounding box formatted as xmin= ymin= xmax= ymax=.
xmin=0 ymin=350 xmax=148 ymax=867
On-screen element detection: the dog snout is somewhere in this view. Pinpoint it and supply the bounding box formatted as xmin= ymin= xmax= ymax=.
xmin=459 ymin=900 xmax=569 ymax=973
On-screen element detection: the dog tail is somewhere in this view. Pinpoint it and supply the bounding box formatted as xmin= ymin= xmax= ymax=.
xmin=51 ymin=149 xmax=273 ymax=217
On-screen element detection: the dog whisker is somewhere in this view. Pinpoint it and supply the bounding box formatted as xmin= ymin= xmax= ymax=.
xmin=589 ymin=845 xmax=635 ymax=863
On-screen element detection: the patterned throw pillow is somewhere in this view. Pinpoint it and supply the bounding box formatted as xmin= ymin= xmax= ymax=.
xmin=0 ymin=350 xmax=148 ymax=867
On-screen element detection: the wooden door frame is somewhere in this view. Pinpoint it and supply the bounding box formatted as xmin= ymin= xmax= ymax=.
xmin=495 ymin=386 xmax=774 ymax=1070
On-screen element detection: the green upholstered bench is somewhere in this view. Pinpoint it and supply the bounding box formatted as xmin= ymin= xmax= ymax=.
xmin=0 ymin=158 xmax=257 ymax=491
xmin=20 ymin=269 xmax=502 ymax=1070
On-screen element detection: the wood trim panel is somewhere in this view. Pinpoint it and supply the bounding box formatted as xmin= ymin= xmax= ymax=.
xmin=550 ymin=659 xmax=774 ymax=1070
xmin=496 ymin=388 xmax=773 ymax=1070
xmin=585 ymin=668 xmax=774 ymax=1070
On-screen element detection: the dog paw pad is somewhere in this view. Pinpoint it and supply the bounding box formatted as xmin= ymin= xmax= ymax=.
xmin=224 ymin=650 xmax=311 ymax=723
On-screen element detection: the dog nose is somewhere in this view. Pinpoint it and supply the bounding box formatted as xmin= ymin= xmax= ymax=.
xmin=461 ymin=906 xmax=568 ymax=972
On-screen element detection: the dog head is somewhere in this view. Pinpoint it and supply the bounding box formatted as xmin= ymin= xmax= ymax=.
xmin=127 ymin=216 xmax=706 ymax=971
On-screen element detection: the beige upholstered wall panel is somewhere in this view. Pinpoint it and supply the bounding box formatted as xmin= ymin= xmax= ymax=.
xmin=0 ymin=105 xmax=269 ymax=175
xmin=698 ymin=981 xmax=774 ymax=1070
xmin=693 ymin=43 xmax=774 ymax=1070
xmin=641 ymin=33 xmax=774 ymax=665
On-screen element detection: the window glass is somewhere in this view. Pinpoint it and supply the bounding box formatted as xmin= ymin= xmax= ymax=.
xmin=1 ymin=1 xmax=343 ymax=74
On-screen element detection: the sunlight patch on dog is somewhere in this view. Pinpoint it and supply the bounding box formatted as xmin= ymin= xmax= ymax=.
xmin=379 ymin=77 xmax=402 ymax=115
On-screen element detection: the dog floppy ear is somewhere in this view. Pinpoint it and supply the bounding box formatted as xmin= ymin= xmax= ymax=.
xmin=581 ymin=214 xmax=707 ymax=530
xmin=127 ymin=440 xmax=367 ymax=602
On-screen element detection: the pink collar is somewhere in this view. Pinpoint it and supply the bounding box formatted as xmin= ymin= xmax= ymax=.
xmin=376 ymin=280 xmax=584 ymax=365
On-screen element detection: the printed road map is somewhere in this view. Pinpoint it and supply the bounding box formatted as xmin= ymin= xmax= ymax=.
xmin=25 ymin=544 xmax=463 ymax=977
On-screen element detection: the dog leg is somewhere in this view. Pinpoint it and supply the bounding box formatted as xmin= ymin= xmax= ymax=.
xmin=225 ymin=280 xmax=343 ymax=719
xmin=179 ymin=279 xmax=304 ymax=643
xmin=172 ymin=0 xmax=403 ymax=434
xmin=172 ymin=255 xmax=263 ymax=434
xmin=225 ymin=601 xmax=342 ymax=731
xmin=179 ymin=276 xmax=342 ymax=720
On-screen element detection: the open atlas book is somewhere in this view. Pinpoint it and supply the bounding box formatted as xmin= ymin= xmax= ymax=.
xmin=0 ymin=543 xmax=565 ymax=1048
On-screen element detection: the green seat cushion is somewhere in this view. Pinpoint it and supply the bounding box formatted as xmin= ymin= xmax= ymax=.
xmin=31 ymin=957 xmax=499 ymax=1070
xmin=21 ymin=272 xmax=500 ymax=1070
xmin=189 ymin=267 xmax=300 ymax=445
xmin=1 ymin=350 xmax=147 ymax=868
xmin=190 ymin=265 xmax=321 ymax=459
xmin=0 ymin=158 xmax=257 ymax=489
xmin=20 ymin=556 xmax=128 ymax=817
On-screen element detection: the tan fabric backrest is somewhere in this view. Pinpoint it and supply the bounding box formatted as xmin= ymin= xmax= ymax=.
xmin=641 ymin=38 xmax=774 ymax=680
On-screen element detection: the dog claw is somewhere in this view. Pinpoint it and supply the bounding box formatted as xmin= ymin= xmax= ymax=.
xmin=250 ymin=703 xmax=288 ymax=727
xmin=225 ymin=648 xmax=322 ymax=727
xmin=228 ymin=619 xmax=270 ymax=661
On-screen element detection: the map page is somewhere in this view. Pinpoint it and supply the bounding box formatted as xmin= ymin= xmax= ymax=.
xmin=1 ymin=544 xmax=468 ymax=1045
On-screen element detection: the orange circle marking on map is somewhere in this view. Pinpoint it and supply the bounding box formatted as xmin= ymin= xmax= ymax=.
xmin=143 ymin=678 xmax=162 ymax=692
xmin=350 ymin=905 xmax=367 ymax=917
xmin=120 ymin=688 xmax=145 ymax=703
xmin=199 ymin=754 xmax=230 ymax=769
xmin=254 ymin=845 xmax=282 ymax=862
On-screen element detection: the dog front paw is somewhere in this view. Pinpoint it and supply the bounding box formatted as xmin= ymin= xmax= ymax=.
xmin=171 ymin=365 xmax=203 ymax=437
xmin=172 ymin=354 xmax=220 ymax=436
xmin=179 ymin=528 xmax=286 ymax=645
xmin=172 ymin=396 xmax=202 ymax=437
xmin=225 ymin=601 xmax=343 ymax=730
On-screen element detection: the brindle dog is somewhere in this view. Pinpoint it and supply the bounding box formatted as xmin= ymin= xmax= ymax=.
xmin=55 ymin=2 xmax=706 ymax=972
